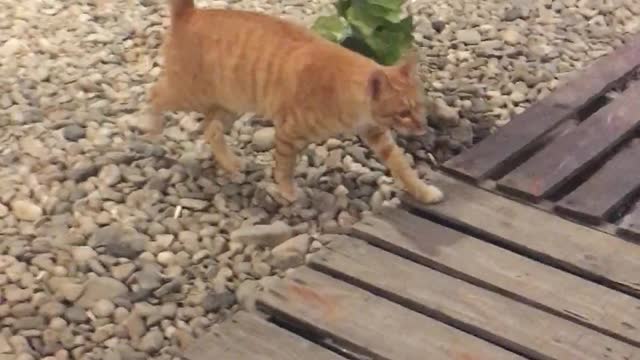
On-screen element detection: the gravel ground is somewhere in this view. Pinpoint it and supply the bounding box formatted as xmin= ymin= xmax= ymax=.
xmin=0 ymin=0 xmax=639 ymax=359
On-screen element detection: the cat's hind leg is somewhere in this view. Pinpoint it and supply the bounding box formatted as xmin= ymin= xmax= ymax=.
xmin=361 ymin=126 xmax=444 ymax=204
xmin=203 ymin=107 xmax=242 ymax=175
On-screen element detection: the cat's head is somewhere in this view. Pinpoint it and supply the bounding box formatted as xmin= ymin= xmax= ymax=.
xmin=367 ymin=51 xmax=427 ymax=136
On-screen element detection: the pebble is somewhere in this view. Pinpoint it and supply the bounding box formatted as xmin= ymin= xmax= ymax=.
xmin=230 ymin=221 xmax=293 ymax=247
xmin=251 ymin=127 xmax=276 ymax=151
xmin=10 ymin=200 xmax=43 ymax=221
xmin=77 ymin=277 xmax=128 ymax=308
xmin=92 ymin=299 xmax=116 ymax=318
xmin=270 ymin=234 xmax=311 ymax=269
xmin=456 ymin=29 xmax=481 ymax=44
xmin=62 ymin=125 xmax=86 ymax=141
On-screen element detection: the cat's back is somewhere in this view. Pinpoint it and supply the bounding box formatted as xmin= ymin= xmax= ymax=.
xmin=176 ymin=8 xmax=319 ymax=44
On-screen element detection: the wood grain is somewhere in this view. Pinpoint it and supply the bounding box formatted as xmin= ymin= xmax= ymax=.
xmin=403 ymin=173 xmax=640 ymax=297
xmin=309 ymin=237 xmax=640 ymax=360
xmin=555 ymin=139 xmax=640 ymax=224
xmin=497 ymin=81 xmax=640 ymax=201
xmin=183 ymin=311 xmax=347 ymax=360
xmin=351 ymin=207 xmax=640 ymax=347
xmin=619 ymin=204 xmax=640 ymax=240
xmin=442 ymin=34 xmax=640 ymax=181
xmin=258 ymin=267 xmax=525 ymax=360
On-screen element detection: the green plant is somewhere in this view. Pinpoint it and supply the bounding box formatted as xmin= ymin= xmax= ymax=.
xmin=311 ymin=0 xmax=414 ymax=66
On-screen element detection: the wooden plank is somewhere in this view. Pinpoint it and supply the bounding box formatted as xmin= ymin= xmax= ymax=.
xmin=309 ymin=237 xmax=640 ymax=360
xmin=351 ymin=207 xmax=640 ymax=347
xmin=497 ymin=82 xmax=640 ymax=201
xmin=258 ymin=267 xmax=525 ymax=360
xmin=619 ymin=204 xmax=640 ymax=240
xmin=442 ymin=34 xmax=640 ymax=181
xmin=403 ymin=173 xmax=640 ymax=297
xmin=555 ymin=139 xmax=640 ymax=224
xmin=183 ymin=311 xmax=346 ymax=360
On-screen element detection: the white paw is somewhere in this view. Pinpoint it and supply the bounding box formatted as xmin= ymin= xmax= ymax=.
xmin=414 ymin=183 xmax=444 ymax=204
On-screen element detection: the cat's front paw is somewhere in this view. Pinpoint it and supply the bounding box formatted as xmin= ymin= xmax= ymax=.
xmin=412 ymin=183 xmax=444 ymax=204
xmin=277 ymin=182 xmax=299 ymax=203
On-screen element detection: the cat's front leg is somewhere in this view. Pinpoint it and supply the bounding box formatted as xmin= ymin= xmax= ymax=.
xmin=273 ymin=133 xmax=304 ymax=203
xmin=361 ymin=127 xmax=444 ymax=204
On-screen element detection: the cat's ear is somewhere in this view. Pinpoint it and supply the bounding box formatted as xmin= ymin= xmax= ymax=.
xmin=398 ymin=48 xmax=418 ymax=78
xmin=368 ymin=69 xmax=390 ymax=101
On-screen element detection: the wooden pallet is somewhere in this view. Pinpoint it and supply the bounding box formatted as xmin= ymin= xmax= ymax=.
xmin=182 ymin=34 xmax=640 ymax=360
xmin=442 ymin=33 xmax=640 ymax=239
xmin=184 ymin=193 xmax=640 ymax=360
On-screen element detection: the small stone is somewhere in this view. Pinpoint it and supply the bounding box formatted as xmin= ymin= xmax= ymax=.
xmin=0 ymin=335 xmax=12 ymax=353
xmin=431 ymin=19 xmax=446 ymax=33
xmin=77 ymin=277 xmax=128 ymax=308
xmin=64 ymin=306 xmax=88 ymax=324
xmin=4 ymin=285 xmax=32 ymax=303
xmin=13 ymin=316 xmax=46 ymax=330
xmin=139 ymin=330 xmax=164 ymax=354
xmin=178 ymin=198 xmax=209 ymax=211
xmin=202 ymin=291 xmax=236 ymax=312
xmin=92 ymin=299 xmax=116 ymax=318
xmin=98 ymin=164 xmax=122 ymax=186
xmin=230 ymin=221 xmax=293 ymax=248
xmin=71 ymin=246 xmax=98 ymax=265
xmin=125 ymin=314 xmax=146 ymax=343
xmin=111 ymin=263 xmax=136 ymax=281
xmin=62 ymin=125 xmax=86 ymax=141
xmin=0 ymin=203 xmax=8 ymax=218
xmin=456 ymin=29 xmax=481 ymax=45
xmin=235 ymin=280 xmax=259 ymax=311
xmin=11 ymin=200 xmax=43 ymax=221
xmin=156 ymin=251 xmax=175 ymax=266
xmin=252 ymin=127 xmax=276 ymax=151
xmin=431 ymin=98 xmax=460 ymax=127
xmin=501 ymin=28 xmax=521 ymax=45
xmin=270 ymin=234 xmax=311 ymax=270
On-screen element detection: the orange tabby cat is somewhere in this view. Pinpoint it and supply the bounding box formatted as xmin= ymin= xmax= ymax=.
xmin=146 ymin=0 xmax=444 ymax=204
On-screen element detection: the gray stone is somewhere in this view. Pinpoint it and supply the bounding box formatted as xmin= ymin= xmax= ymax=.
xmin=202 ymin=291 xmax=236 ymax=312
xmin=138 ymin=330 xmax=164 ymax=354
xmin=77 ymin=277 xmax=128 ymax=308
xmin=62 ymin=125 xmax=86 ymax=141
xmin=270 ymin=234 xmax=311 ymax=270
xmin=230 ymin=221 xmax=292 ymax=248
xmin=456 ymin=29 xmax=481 ymax=44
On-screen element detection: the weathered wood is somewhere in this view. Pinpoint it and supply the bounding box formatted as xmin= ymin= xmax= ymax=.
xmin=403 ymin=173 xmax=640 ymax=297
xmin=310 ymin=237 xmax=640 ymax=360
xmin=183 ymin=311 xmax=346 ymax=360
xmin=351 ymin=208 xmax=640 ymax=346
xmin=497 ymin=82 xmax=640 ymax=201
xmin=258 ymin=267 xmax=525 ymax=360
xmin=619 ymin=204 xmax=640 ymax=240
xmin=442 ymin=34 xmax=640 ymax=181
xmin=555 ymin=139 xmax=640 ymax=224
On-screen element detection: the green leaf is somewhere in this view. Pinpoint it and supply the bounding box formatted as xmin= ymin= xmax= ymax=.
xmin=311 ymin=15 xmax=352 ymax=43
xmin=366 ymin=0 xmax=405 ymax=10
xmin=364 ymin=3 xmax=403 ymax=23
xmin=346 ymin=2 xmax=385 ymax=36
xmin=363 ymin=17 xmax=413 ymax=65
xmin=334 ymin=0 xmax=351 ymax=17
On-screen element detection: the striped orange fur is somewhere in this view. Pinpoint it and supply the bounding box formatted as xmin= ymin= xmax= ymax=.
xmin=146 ymin=0 xmax=444 ymax=204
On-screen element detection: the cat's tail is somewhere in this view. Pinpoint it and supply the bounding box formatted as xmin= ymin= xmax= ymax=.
xmin=169 ymin=0 xmax=194 ymax=22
